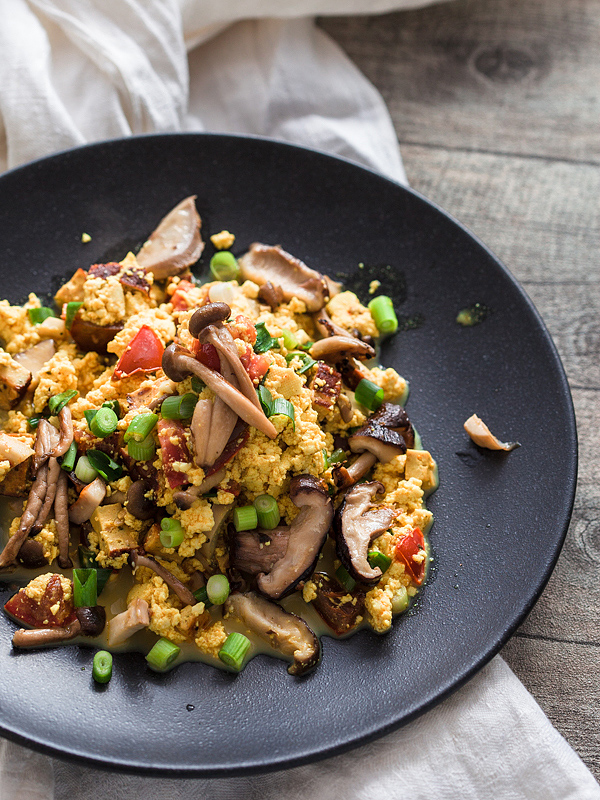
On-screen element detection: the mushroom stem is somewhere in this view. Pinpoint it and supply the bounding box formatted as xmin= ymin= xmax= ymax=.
xmin=0 ymin=462 xmax=49 ymax=568
xmin=200 ymin=325 xmax=263 ymax=411
xmin=55 ymin=470 xmax=72 ymax=569
xmin=32 ymin=419 xmax=55 ymax=475
xmin=12 ymin=618 xmax=81 ymax=648
xmin=32 ymin=456 xmax=61 ymax=532
xmin=50 ymin=406 xmax=74 ymax=458
xmin=130 ymin=550 xmax=196 ymax=606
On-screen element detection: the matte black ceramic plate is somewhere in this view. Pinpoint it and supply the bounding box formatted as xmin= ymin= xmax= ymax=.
xmin=0 ymin=134 xmax=576 ymax=775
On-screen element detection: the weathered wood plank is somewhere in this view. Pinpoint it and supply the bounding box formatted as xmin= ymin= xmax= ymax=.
xmin=321 ymin=0 xmax=600 ymax=163
xmin=501 ymin=636 xmax=600 ymax=779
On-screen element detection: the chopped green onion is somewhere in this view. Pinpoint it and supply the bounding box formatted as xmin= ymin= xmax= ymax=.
xmin=84 ymin=409 xmax=97 ymax=427
xmin=254 ymin=322 xmax=278 ymax=354
xmin=210 ymin=251 xmax=240 ymax=281
xmin=65 ymin=301 xmax=83 ymax=329
xmin=28 ymin=307 xmax=55 ymax=325
xmin=101 ymin=400 xmax=121 ymax=418
xmin=159 ymin=518 xmax=185 ymax=548
xmin=368 ymin=295 xmax=398 ymax=335
xmin=146 ymin=637 xmax=181 ymax=671
xmin=127 ymin=433 xmax=156 ymax=462
xmin=335 ymin=564 xmax=356 ymax=592
xmin=324 ymin=448 xmax=346 ymax=470
xmin=48 ymin=389 xmax=78 ymax=415
xmin=257 ymin=385 xmax=273 ymax=415
xmin=206 ymin=574 xmax=230 ymax=605
xmin=193 ymin=586 xmax=213 ymax=609
xmin=233 ymin=505 xmax=258 ymax=532
xmin=28 ymin=415 xmax=43 ymax=429
xmin=161 ymin=393 xmax=196 ymax=420
xmin=270 ymin=397 xmax=295 ymax=430
xmin=218 ymin=632 xmax=251 ymax=671
xmin=77 ymin=546 xmax=112 ymax=595
xmin=86 ymin=449 xmax=123 ymax=481
xmin=74 ymin=455 xmax=99 ymax=484
xmin=90 ymin=406 xmax=118 ymax=439
xmin=392 ymin=586 xmax=409 ymax=614
xmin=367 ymin=550 xmax=392 ymax=573
xmin=285 ymin=352 xmax=316 ymax=374
xmin=354 ymin=378 xmax=384 ymax=411
xmin=191 ymin=376 xmax=205 ymax=394
xmin=60 ymin=440 xmax=77 ymax=472
xmin=253 ymin=494 xmax=280 ymax=529
xmin=124 ymin=413 xmax=158 ymax=443
xmin=73 ymin=568 xmax=97 ymax=608
xmin=92 ymin=650 xmax=113 ymax=684
xmin=281 ymin=329 xmax=298 ymax=351
xmin=298 ymin=341 xmax=314 ymax=351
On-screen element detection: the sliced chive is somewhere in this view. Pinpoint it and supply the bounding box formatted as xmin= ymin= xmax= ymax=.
xmin=65 ymin=301 xmax=83 ymax=329
xmin=218 ymin=632 xmax=251 ymax=671
xmin=161 ymin=393 xmax=196 ymax=420
xmin=86 ymin=449 xmax=123 ymax=481
xmin=285 ymin=352 xmax=316 ymax=374
xmin=74 ymin=455 xmax=99 ymax=484
xmin=190 ymin=376 xmax=205 ymax=394
xmin=253 ymin=494 xmax=280 ymax=529
xmin=325 ymin=448 xmax=346 ymax=470
xmin=73 ymin=568 xmax=97 ymax=607
xmin=159 ymin=518 xmax=185 ymax=548
xmin=77 ymin=546 xmax=111 ymax=595
xmin=60 ymin=440 xmax=77 ymax=472
xmin=335 ymin=564 xmax=356 ymax=592
xmin=368 ymin=295 xmax=398 ymax=335
xmin=92 ymin=650 xmax=113 ymax=684
xmin=193 ymin=586 xmax=213 ymax=609
xmin=146 ymin=637 xmax=181 ymax=671
xmin=206 ymin=574 xmax=230 ymax=605
xmin=270 ymin=397 xmax=295 ymax=430
xmin=28 ymin=307 xmax=55 ymax=325
xmin=210 ymin=251 xmax=239 ymax=281
xmin=127 ymin=433 xmax=156 ymax=462
xmin=84 ymin=409 xmax=97 ymax=427
xmin=392 ymin=586 xmax=409 ymax=615
xmin=90 ymin=406 xmax=118 ymax=439
xmin=367 ymin=550 xmax=392 ymax=573
xmin=101 ymin=400 xmax=121 ymax=418
xmin=27 ymin=415 xmax=43 ymax=429
xmin=354 ymin=378 xmax=384 ymax=411
xmin=48 ymin=389 xmax=78 ymax=415
xmin=281 ymin=329 xmax=298 ymax=351
xmin=257 ymin=385 xmax=273 ymax=415
xmin=233 ymin=505 xmax=258 ymax=532
xmin=124 ymin=413 xmax=158 ymax=443
xmin=254 ymin=322 xmax=278 ymax=354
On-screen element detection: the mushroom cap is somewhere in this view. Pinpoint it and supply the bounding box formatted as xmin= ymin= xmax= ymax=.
xmin=136 ymin=195 xmax=204 ymax=280
xmin=309 ymin=573 xmax=366 ymax=635
xmin=239 ymin=243 xmax=328 ymax=312
xmin=349 ymin=421 xmax=406 ymax=462
xmin=162 ymin=343 xmax=195 ymax=382
xmin=225 ymin=592 xmax=320 ymax=675
xmin=188 ymin=303 xmax=231 ymax=338
xmin=75 ymin=605 xmax=106 ymax=637
xmin=310 ymin=335 xmax=375 ymax=362
xmin=334 ymin=481 xmax=396 ymax=584
xmin=126 ymin=479 xmax=156 ymax=521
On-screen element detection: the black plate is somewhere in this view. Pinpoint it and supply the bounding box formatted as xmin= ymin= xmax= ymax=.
xmin=0 ymin=134 xmax=576 ymax=775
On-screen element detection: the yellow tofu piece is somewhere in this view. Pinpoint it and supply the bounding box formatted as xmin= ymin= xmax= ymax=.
xmin=404 ymin=449 xmax=437 ymax=492
xmin=89 ymin=503 xmax=139 ymax=568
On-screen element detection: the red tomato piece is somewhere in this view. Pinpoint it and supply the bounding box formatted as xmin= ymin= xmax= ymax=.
xmin=239 ymin=342 xmax=269 ymax=383
xmin=171 ymin=279 xmax=195 ymax=311
xmin=157 ymin=419 xmax=191 ymax=489
xmin=196 ymin=342 xmax=220 ymax=372
xmin=4 ymin=574 xmax=76 ymax=629
xmin=228 ymin=315 xmax=257 ymax=345
xmin=113 ymin=325 xmax=164 ymax=380
xmin=394 ymin=527 xmax=427 ymax=585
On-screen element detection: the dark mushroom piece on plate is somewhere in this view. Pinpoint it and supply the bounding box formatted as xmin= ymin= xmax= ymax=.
xmin=129 ymin=549 xmax=196 ymax=607
xmin=309 ymin=572 xmax=367 ymax=636
xmin=136 ymin=195 xmax=204 ymax=280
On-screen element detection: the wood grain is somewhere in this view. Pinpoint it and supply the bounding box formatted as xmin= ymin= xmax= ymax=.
xmin=323 ymin=0 xmax=600 ymax=780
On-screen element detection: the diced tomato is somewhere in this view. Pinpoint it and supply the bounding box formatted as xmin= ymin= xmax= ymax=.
xmin=4 ymin=574 xmax=76 ymax=629
xmin=171 ymin=280 xmax=195 ymax=311
xmin=89 ymin=262 xmax=121 ymax=279
xmin=228 ymin=315 xmax=257 ymax=345
xmin=157 ymin=419 xmax=191 ymax=489
xmin=196 ymin=342 xmax=220 ymax=372
xmin=113 ymin=325 xmax=164 ymax=380
xmin=394 ymin=527 xmax=427 ymax=585
xmin=239 ymin=342 xmax=269 ymax=383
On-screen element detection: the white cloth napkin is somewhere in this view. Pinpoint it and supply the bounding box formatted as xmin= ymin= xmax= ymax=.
xmin=0 ymin=2 xmax=597 ymax=798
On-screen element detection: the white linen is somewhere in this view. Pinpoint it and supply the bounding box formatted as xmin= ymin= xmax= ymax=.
xmin=0 ymin=1 xmax=597 ymax=798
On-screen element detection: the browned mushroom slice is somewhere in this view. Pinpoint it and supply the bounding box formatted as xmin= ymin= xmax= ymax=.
xmin=309 ymin=335 xmax=374 ymax=362
xmin=309 ymin=573 xmax=366 ymax=635
xmin=239 ymin=244 xmax=328 ymax=312
xmin=348 ymin=421 xmax=407 ymax=463
xmin=312 ymin=310 xmax=349 ymax=339
xmin=225 ymin=592 xmax=320 ymax=675
xmin=257 ymin=475 xmax=333 ymax=600
xmin=13 ymin=339 xmax=56 ymax=378
xmin=370 ymin=402 xmax=414 ymax=448
xmin=199 ymin=504 xmax=231 ymax=563
xmin=0 ymin=355 xmax=31 ymax=410
xmin=126 ymin=377 xmax=177 ymax=411
xmin=69 ymin=314 xmax=123 ymax=354
xmin=230 ymin=526 xmax=291 ymax=575
xmin=130 ymin=550 xmax=196 ymax=607
xmin=334 ymin=482 xmax=396 ymax=584
xmin=257 ymin=281 xmax=284 ymax=310
xmin=136 ymin=196 xmax=204 ymax=280
xmin=464 ymin=414 xmax=520 ymax=451
xmin=106 ymin=598 xmax=150 ymax=646
xmin=126 ymin=479 xmax=156 ymax=521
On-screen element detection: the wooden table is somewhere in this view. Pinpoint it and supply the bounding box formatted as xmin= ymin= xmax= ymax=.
xmin=322 ymin=0 xmax=600 ymax=780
